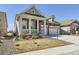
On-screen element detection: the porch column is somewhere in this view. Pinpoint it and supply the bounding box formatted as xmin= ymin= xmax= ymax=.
xmin=29 ymin=18 xmax=31 ymax=34
xmin=18 ymin=17 xmax=22 ymax=35
xmin=37 ymin=20 xmax=39 ymax=33
xmin=44 ymin=20 xmax=47 ymax=35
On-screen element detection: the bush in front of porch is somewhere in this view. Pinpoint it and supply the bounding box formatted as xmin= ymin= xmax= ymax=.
xmin=19 ymin=32 xmax=43 ymax=40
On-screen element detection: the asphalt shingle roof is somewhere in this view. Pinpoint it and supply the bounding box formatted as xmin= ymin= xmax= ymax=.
xmin=60 ymin=19 xmax=79 ymax=26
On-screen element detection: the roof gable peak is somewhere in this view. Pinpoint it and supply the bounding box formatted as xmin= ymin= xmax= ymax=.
xmin=21 ymin=5 xmax=45 ymax=17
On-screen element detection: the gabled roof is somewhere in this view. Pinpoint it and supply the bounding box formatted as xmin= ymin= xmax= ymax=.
xmin=20 ymin=5 xmax=45 ymax=18
xmin=61 ymin=19 xmax=79 ymax=26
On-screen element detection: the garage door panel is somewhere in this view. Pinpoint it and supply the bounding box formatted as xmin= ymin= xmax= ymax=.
xmin=49 ymin=27 xmax=59 ymax=35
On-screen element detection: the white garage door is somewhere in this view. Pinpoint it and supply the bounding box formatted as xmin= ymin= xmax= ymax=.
xmin=49 ymin=26 xmax=60 ymax=35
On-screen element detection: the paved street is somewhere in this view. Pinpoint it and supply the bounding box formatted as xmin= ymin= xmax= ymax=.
xmin=17 ymin=35 xmax=79 ymax=55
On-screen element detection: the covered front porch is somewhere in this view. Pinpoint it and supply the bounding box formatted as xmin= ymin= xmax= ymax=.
xmin=18 ymin=16 xmax=47 ymax=35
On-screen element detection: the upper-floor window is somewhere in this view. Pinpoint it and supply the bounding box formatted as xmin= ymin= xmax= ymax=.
xmin=32 ymin=9 xmax=35 ymax=14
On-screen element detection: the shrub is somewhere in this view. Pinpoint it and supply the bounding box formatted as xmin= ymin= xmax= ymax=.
xmin=20 ymin=32 xmax=26 ymax=39
xmin=34 ymin=42 xmax=37 ymax=44
xmin=32 ymin=33 xmax=42 ymax=39
xmin=16 ymin=44 xmax=20 ymax=46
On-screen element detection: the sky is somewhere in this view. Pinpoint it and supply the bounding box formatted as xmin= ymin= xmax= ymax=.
xmin=0 ymin=4 xmax=79 ymax=31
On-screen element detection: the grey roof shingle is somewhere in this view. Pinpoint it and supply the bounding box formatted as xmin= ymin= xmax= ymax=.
xmin=61 ymin=19 xmax=79 ymax=26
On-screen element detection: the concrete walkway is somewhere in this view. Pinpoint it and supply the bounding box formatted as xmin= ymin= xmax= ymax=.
xmin=17 ymin=35 xmax=79 ymax=55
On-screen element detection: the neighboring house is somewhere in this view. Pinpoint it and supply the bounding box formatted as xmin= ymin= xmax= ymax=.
xmin=15 ymin=5 xmax=60 ymax=36
xmin=60 ymin=19 xmax=79 ymax=35
xmin=46 ymin=16 xmax=60 ymax=35
xmin=0 ymin=12 xmax=7 ymax=35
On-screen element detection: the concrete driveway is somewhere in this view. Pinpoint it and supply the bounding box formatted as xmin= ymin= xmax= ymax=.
xmin=50 ymin=35 xmax=79 ymax=55
xmin=51 ymin=35 xmax=79 ymax=45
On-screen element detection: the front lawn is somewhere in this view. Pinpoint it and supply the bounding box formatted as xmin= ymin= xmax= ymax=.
xmin=13 ymin=38 xmax=70 ymax=54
